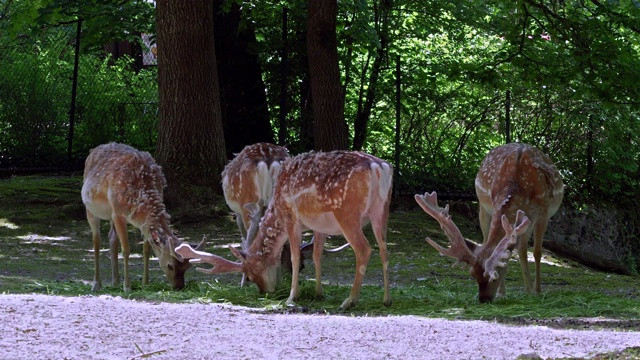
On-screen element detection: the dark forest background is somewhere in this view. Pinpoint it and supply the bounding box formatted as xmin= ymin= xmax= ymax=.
xmin=2 ymin=0 xmax=639 ymax=210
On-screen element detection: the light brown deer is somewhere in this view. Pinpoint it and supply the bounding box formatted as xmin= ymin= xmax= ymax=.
xmin=415 ymin=142 xmax=564 ymax=302
xmin=81 ymin=142 xmax=203 ymax=292
xmin=222 ymin=142 xmax=289 ymax=254
xmin=177 ymin=151 xmax=393 ymax=309
xmin=222 ymin=143 xmax=350 ymax=287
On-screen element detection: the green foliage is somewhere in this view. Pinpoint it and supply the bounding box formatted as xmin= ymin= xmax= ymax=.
xmin=2 ymin=0 xmax=640 ymax=206
xmin=0 ymin=27 xmax=74 ymax=166
xmin=6 ymin=0 xmax=155 ymax=53
xmin=0 ymin=0 xmax=158 ymax=165
xmin=71 ymin=55 xmax=159 ymax=157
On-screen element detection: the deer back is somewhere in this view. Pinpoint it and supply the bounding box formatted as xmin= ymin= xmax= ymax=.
xmin=221 ymin=142 xmax=289 ymax=219
xmin=475 ymin=142 xmax=564 ymax=247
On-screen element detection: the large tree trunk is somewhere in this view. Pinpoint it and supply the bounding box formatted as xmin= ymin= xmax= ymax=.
xmin=307 ymin=0 xmax=348 ymax=151
xmin=155 ymin=0 xmax=226 ymax=208
xmin=214 ymin=1 xmax=274 ymax=159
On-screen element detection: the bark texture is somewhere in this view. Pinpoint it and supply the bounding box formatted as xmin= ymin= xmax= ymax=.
xmin=307 ymin=0 xmax=349 ymax=151
xmin=156 ymin=0 xmax=227 ymax=208
xmin=214 ymin=1 xmax=274 ymax=159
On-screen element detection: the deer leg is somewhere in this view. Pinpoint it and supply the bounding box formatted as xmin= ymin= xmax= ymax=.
xmin=108 ymin=223 xmax=120 ymax=287
xmin=533 ymin=219 xmax=549 ymax=294
xmin=142 ymin=239 xmax=151 ymax=285
xmin=286 ymin=226 xmax=303 ymax=306
xmin=478 ymin=205 xmax=492 ymax=242
xmin=87 ymin=211 xmax=102 ymax=292
xmin=372 ymin=216 xmax=392 ymax=307
xmin=238 ymin=211 xmax=249 ymax=288
xmin=112 ymin=215 xmax=131 ymax=292
xmin=339 ymin=223 xmax=372 ymax=310
xmin=496 ymin=274 xmax=507 ymax=298
xmin=312 ymin=232 xmax=327 ymax=299
xmin=517 ymin=227 xmax=534 ymax=293
xmin=238 ymin=211 xmax=249 ymax=248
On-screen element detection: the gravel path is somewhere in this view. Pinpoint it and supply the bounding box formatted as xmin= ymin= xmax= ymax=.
xmin=1 ymin=294 xmax=639 ymax=359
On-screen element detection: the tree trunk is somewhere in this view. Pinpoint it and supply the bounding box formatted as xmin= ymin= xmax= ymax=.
xmin=156 ymin=0 xmax=226 ymax=208
xmin=296 ymin=23 xmax=315 ymax=153
xmin=214 ymin=1 xmax=274 ymax=159
xmin=307 ymin=0 xmax=348 ymax=151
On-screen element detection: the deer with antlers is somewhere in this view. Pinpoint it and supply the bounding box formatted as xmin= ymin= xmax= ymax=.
xmin=177 ymin=150 xmax=393 ymax=309
xmin=415 ymin=142 xmax=564 ymax=302
xmin=222 ymin=143 xmax=350 ymax=286
xmin=222 ymin=142 xmax=286 ymax=286
xmin=81 ymin=142 xmax=203 ymax=292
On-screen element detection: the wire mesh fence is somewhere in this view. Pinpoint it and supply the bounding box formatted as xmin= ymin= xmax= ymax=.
xmin=0 ymin=21 xmax=159 ymax=171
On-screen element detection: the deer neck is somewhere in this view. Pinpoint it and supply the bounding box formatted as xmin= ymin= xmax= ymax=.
xmin=123 ymin=188 xmax=167 ymax=228
xmin=247 ymin=204 xmax=288 ymax=263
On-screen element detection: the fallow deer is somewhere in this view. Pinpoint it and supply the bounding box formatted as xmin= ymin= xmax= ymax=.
xmin=222 ymin=143 xmax=350 ymax=286
xmin=415 ymin=142 xmax=564 ymax=302
xmin=81 ymin=142 xmax=203 ymax=292
xmin=177 ymin=151 xmax=393 ymax=309
xmin=222 ymin=142 xmax=289 ymax=249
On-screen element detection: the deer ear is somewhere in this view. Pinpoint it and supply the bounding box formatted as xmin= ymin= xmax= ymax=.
xmin=229 ymin=246 xmax=247 ymax=261
xmin=169 ymin=237 xmax=184 ymax=262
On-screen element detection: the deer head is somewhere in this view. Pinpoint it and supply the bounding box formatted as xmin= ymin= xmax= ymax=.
xmin=415 ymin=192 xmax=530 ymax=302
xmin=146 ymin=221 xmax=206 ymax=290
xmin=416 ymin=143 xmax=563 ymax=302
xmin=177 ymin=150 xmax=393 ymax=310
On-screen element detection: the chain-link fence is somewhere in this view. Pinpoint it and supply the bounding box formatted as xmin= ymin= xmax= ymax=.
xmin=0 ymin=22 xmax=159 ymax=171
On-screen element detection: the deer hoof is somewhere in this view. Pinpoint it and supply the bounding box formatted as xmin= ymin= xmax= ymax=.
xmin=339 ymin=297 xmax=358 ymax=310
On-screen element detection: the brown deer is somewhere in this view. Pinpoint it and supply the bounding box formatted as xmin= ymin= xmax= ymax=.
xmin=81 ymin=142 xmax=203 ymax=292
xmin=222 ymin=143 xmax=350 ymax=286
xmin=415 ymin=142 xmax=564 ymax=302
xmin=177 ymin=151 xmax=393 ymax=309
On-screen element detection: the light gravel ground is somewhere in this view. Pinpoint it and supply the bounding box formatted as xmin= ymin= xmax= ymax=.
xmin=1 ymin=294 xmax=639 ymax=360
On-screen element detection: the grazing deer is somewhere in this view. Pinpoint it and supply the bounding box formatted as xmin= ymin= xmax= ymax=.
xmin=81 ymin=142 xmax=203 ymax=292
xmin=177 ymin=151 xmax=393 ymax=309
xmin=415 ymin=142 xmax=564 ymax=302
xmin=222 ymin=143 xmax=350 ymax=286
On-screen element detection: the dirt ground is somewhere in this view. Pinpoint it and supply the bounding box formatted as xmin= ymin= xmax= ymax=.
xmin=2 ymin=293 xmax=639 ymax=360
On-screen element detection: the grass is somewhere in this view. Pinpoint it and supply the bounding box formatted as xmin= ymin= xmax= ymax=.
xmin=1 ymin=174 xmax=639 ymax=330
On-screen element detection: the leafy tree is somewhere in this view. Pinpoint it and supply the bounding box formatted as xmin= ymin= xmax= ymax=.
xmin=6 ymin=0 xmax=155 ymax=52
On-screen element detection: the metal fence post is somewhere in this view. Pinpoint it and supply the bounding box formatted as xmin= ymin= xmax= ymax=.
xmin=68 ymin=18 xmax=82 ymax=161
